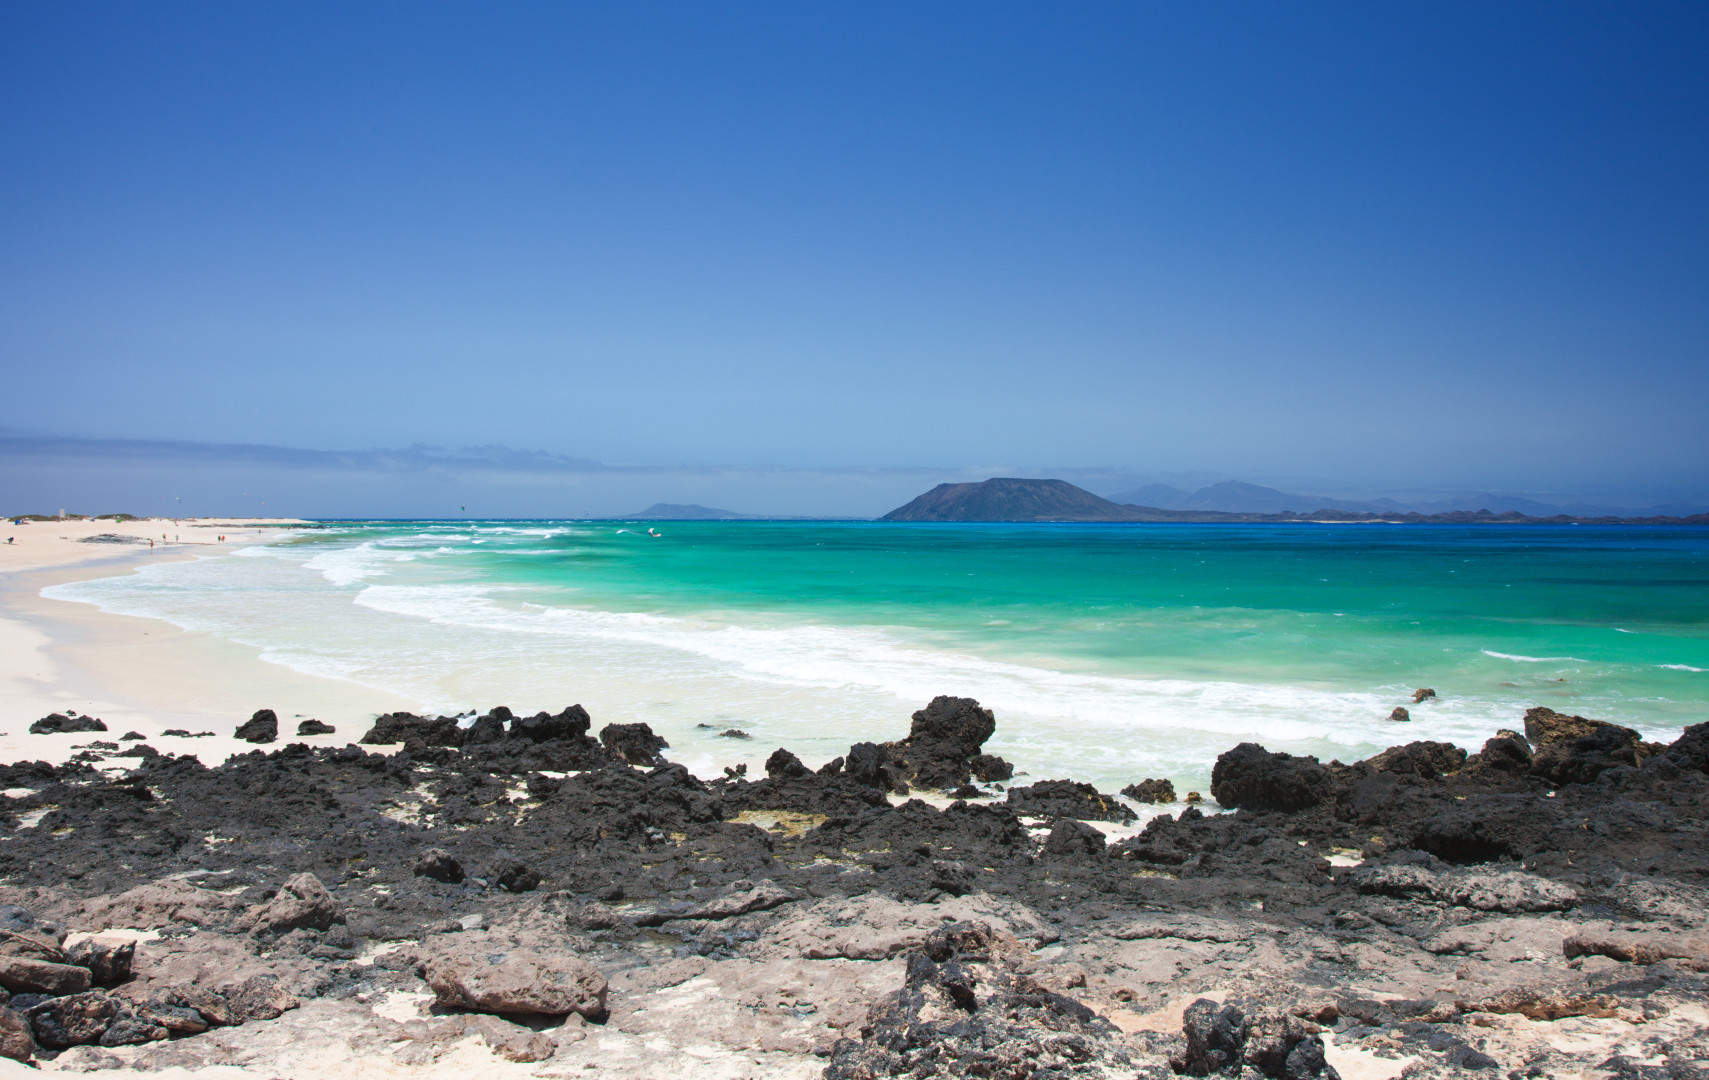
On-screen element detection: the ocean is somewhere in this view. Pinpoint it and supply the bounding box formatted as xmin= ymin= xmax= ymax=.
xmin=43 ymin=522 xmax=1709 ymax=795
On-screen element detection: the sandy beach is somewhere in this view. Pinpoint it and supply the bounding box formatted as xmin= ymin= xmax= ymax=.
xmin=0 ymin=517 xmax=420 ymax=767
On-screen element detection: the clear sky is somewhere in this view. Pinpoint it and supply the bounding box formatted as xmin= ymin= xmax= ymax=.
xmin=3 ymin=2 xmax=1707 ymax=514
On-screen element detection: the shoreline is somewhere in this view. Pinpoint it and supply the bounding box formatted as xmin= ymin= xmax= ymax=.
xmin=0 ymin=694 xmax=1701 ymax=1077
xmin=0 ymin=517 xmax=420 ymax=768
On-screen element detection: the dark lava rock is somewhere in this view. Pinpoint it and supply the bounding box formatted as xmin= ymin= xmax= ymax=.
xmin=1412 ymin=688 xmax=1436 ymax=703
xmin=1527 ymin=708 xmax=1652 ymax=786
xmin=120 ymin=731 xmax=146 ymax=741
xmin=969 ymin=752 xmax=1013 ymax=782
xmin=1122 ymin=778 xmax=1177 ymax=804
xmin=296 ymin=719 xmax=336 ymax=736
xmin=27 ymin=991 xmax=122 ymax=1049
xmin=1389 ymin=707 xmax=1411 ymax=722
xmin=414 ymin=848 xmax=465 ymax=883
xmin=28 ymin=714 xmax=106 ymax=735
xmin=764 ymin=748 xmax=810 ymax=779
xmin=1366 ymin=741 xmax=1467 ymax=779
xmin=1175 ymin=997 xmax=1338 ymax=1078
xmin=882 ymin=695 xmax=999 ymax=790
xmin=0 ymin=1006 xmax=31 ymax=1062
xmin=1464 ymin=730 xmax=1532 ymax=775
xmin=823 ymin=921 xmax=1133 ymax=1080
xmin=1669 ymin=721 xmax=1709 ymax=775
xmin=360 ymin=711 xmax=467 ymax=748
xmin=487 ymin=853 xmax=543 ymax=893
xmin=511 ymin=705 xmax=591 ymax=743
xmin=233 ymin=709 xmax=278 ymax=744
xmin=717 ymin=728 xmax=751 ymax=739
xmin=1007 ymin=779 xmax=1136 ymax=823
xmin=599 ymin=722 xmax=669 ymax=767
xmin=1041 ymin=818 xmax=1107 ymax=860
xmin=65 ymin=937 xmax=134 ymax=987
xmin=1210 ymin=743 xmax=1333 ymax=812
xmin=843 ymin=741 xmax=910 ymax=793
xmin=1413 ymin=795 xmax=1565 ymax=864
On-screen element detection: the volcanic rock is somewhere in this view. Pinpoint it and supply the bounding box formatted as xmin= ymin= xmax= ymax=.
xmin=242 ymin=873 xmax=343 ymax=933
xmin=424 ymin=947 xmax=608 ymax=1017
xmin=1412 ymin=688 xmax=1436 ymax=703
xmin=413 ymin=848 xmax=464 ymax=883
xmin=1006 ymin=779 xmax=1136 ymax=823
xmin=0 ymin=956 xmax=92 ymax=996
xmin=599 ymin=722 xmax=669 ymax=767
xmin=359 ymin=711 xmax=466 ymax=748
xmin=1041 ymin=819 xmax=1106 ymax=860
xmin=28 ymin=713 xmax=107 ymax=734
xmin=764 ymin=748 xmax=809 ymax=779
xmin=1388 ymin=706 xmax=1410 ymax=722
xmin=1176 ymin=998 xmax=1337 ymax=1078
xmin=969 ymin=752 xmax=1013 ymax=781
xmin=511 ymin=705 xmax=591 ymax=742
xmin=1210 ymin=743 xmax=1334 ymax=811
xmin=0 ymin=928 xmax=64 ymax=963
xmin=1366 ymin=740 xmax=1466 ymax=779
xmin=295 ymin=719 xmax=335 ymax=736
xmin=65 ymin=936 xmax=134 ymax=986
xmin=1563 ymin=927 xmax=1709 ymax=970
xmin=1347 ymin=862 xmax=1577 ymax=912
xmin=1666 ymin=720 xmax=1709 ymax=775
xmin=1121 ymin=778 xmax=1176 ymax=803
xmin=843 ymin=741 xmax=905 ymax=792
xmin=120 ymin=731 xmax=146 ymax=740
xmin=487 ymin=853 xmax=543 ymax=893
xmin=232 ymin=709 xmax=277 ymax=744
xmin=0 ymin=1007 xmax=31 ymax=1061
xmin=882 ymin=695 xmax=999 ymax=789
xmin=1463 ymin=730 xmax=1532 ymax=774
xmin=1526 ymin=707 xmax=1652 ymax=785
xmin=26 ymin=991 xmax=121 ymax=1049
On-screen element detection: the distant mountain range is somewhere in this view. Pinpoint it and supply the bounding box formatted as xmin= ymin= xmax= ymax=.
xmin=883 ymin=478 xmax=1709 ymax=524
xmin=1104 ymin=480 xmax=1703 ymax=518
xmin=625 ymin=503 xmax=764 ymax=520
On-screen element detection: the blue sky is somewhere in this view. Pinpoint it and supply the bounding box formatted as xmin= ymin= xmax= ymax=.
xmin=3 ymin=2 xmax=1707 ymax=514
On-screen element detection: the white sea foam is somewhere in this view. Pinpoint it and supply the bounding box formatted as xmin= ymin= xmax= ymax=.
xmin=1481 ymin=650 xmax=1584 ymax=663
xmin=1660 ymin=664 xmax=1707 ymax=673
xmin=41 ymin=529 xmax=1698 ymax=790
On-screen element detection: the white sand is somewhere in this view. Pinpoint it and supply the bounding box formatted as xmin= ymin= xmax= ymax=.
xmin=0 ymin=517 xmax=423 ymax=766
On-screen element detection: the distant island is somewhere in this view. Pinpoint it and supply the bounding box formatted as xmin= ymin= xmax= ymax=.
xmin=626 ymin=503 xmax=762 ymax=520
xmin=881 ymin=478 xmax=1709 ymax=525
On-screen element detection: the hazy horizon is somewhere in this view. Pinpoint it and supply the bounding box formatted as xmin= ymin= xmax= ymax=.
xmin=4 ymin=432 xmax=1705 ymax=520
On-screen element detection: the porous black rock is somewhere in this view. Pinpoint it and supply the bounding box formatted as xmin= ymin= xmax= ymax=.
xmin=1121 ymin=778 xmax=1177 ymax=804
xmin=511 ymin=705 xmax=591 ymax=743
xmin=233 ymin=709 xmax=278 ymax=744
xmin=487 ymin=853 xmax=543 ymax=893
xmin=1210 ymin=743 xmax=1333 ymax=811
xmin=882 ymin=695 xmax=999 ymax=789
xmin=295 ymin=719 xmax=335 ymax=736
xmin=599 ymin=722 xmax=669 ymax=767
xmin=414 ymin=848 xmax=465 ymax=883
xmin=28 ymin=714 xmax=107 ymax=735
xmin=65 ymin=937 xmax=134 ymax=987
xmin=1006 ymin=779 xmax=1136 ymax=823
xmin=764 ymin=748 xmax=809 ymax=779
xmin=1366 ymin=741 xmax=1466 ymax=779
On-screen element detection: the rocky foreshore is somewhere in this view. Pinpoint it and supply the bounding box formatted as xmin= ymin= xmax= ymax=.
xmin=0 ymin=697 xmax=1705 ymax=1078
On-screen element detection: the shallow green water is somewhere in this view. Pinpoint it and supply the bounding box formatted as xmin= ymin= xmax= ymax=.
xmin=46 ymin=522 xmax=1709 ymax=793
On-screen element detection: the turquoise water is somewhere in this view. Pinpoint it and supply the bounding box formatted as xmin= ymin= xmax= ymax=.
xmin=44 ymin=522 xmax=1709 ymax=795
